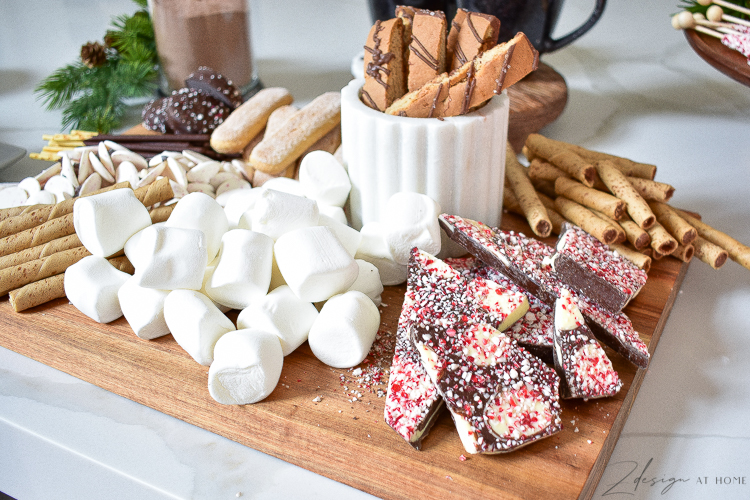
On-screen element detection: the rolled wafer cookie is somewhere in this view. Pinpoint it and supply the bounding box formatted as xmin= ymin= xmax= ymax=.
xmin=504 ymin=143 xmax=551 ymax=238
xmin=0 ymin=233 xmax=81 ymax=271
xmin=250 ymin=92 xmax=342 ymax=175
xmin=0 ymin=179 xmax=173 ymax=258
xmin=210 ymin=87 xmax=294 ymax=154
xmin=554 ymin=197 xmax=618 ymax=245
xmin=554 ymin=177 xmax=625 ymax=220
xmin=0 ymin=246 xmax=93 ymax=296
xmin=596 ymin=160 xmax=655 ymax=229
xmin=0 ymin=205 xmax=48 ymax=222
xmin=674 ymin=208 xmax=750 ymax=271
xmin=0 ymin=204 xmax=172 ymax=271
xmin=0 ymin=182 xmax=130 ymax=238
xmin=8 ymin=255 xmax=133 ymax=312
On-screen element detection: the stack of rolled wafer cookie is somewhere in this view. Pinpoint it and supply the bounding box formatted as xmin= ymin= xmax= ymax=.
xmin=360 ymin=6 xmax=539 ymax=118
xmin=0 ymin=178 xmax=174 ymax=312
xmin=502 ymin=134 xmax=750 ymax=274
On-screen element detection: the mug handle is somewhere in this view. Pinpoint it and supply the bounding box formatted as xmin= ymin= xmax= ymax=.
xmin=541 ymin=0 xmax=607 ymax=53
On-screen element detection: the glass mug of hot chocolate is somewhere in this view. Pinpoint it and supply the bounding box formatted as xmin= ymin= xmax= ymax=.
xmin=149 ymin=0 xmax=260 ymax=96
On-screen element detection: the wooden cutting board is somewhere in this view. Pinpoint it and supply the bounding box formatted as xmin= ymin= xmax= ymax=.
xmin=0 ymin=212 xmax=689 ymax=500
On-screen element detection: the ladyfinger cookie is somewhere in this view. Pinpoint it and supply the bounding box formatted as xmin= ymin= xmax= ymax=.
xmin=362 ymin=18 xmax=407 ymax=112
xmin=385 ymin=32 xmax=538 ymax=118
xmin=249 ymin=92 xmax=341 ymax=175
xmin=210 ymin=87 xmax=293 ymax=154
xmin=446 ymin=8 xmax=501 ymax=70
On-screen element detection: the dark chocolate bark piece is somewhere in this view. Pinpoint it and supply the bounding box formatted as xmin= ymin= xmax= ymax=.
xmin=550 ymin=222 xmax=648 ymax=312
xmin=185 ymin=66 xmax=243 ymax=109
xmin=438 ymin=214 xmax=650 ymax=369
xmin=553 ymin=289 xmax=622 ymax=399
xmin=412 ymin=320 xmax=562 ymax=454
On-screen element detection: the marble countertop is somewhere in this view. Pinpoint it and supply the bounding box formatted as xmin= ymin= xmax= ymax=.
xmin=1 ymin=0 xmax=749 ymax=499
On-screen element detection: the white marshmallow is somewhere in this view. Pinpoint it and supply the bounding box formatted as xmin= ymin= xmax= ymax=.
xmin=123 ymin=222 xmax=163 ymax=270
xmin=383 ymin=192 xmax=441 ymax=265
xmin=224 ymin=187 xmax=263 ymax=229
xmin=165 ymin=192 xmax=228 ymax=261
xmin=117 ymin=277 xmax=170 ymax=340
xmin=269 ymin=254 xmax=286 ymax=291
xmin=347 ymin=260 xmax=384 ymax=307
xmin=261 ymin=177 xmax=307 ymax=198
xmin=308 ymin=291 xmax=380 ymax=368
xmin=0 ymin=186 xmax=28 ymax=209
xmin=133 ymin=225 xmax=207 ymax=291
xmin=317 ymin=213 xmax=361 ymax=257
xmin=74 ymin=188 xmax=152 ymax=257
xmin=204 ymin=229 xmax=273 ymax=310
xmin=251 ymin=189 xmax=319 ymax=241
xmin=318 ymin=204 xmax=348 ymax=225
xmin=200 ymin=265 xmax=231 ymax=313
xmin=298 ymin=150 xmax=351 ymax=207
xmin=354 ymin=222 xmax=407 ymax=286
xmin=274 ymin=226 xmax=359 ymax=303
xmin=163 ymin=289 xmax=235 ymax=366
xmin=236 ymin=285 xmax=319 ymax=356
xmin=208 ymin=329 xmax=283 ymax=405
xmin=64 ymin=256 xmax=130 ymax=323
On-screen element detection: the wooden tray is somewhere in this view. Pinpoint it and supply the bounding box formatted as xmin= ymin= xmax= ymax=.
xmin=0 ymin=212 xmax=689 ymax=500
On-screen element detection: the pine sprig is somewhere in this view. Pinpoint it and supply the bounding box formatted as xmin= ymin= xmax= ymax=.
xmin=35 ymin=0 xmax=158 ymax=133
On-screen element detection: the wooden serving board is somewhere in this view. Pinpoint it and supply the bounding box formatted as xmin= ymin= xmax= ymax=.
xmin=0 ymin=212 xmax=689 ymax=500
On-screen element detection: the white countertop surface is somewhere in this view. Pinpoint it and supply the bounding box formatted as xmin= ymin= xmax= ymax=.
xmin=1 ymin=0 xmax=750 ymax=499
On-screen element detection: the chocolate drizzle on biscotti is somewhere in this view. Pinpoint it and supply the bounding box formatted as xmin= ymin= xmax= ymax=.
xmin=461 ymin=63 xmax=477 ymax=116
xmin=494 ymin=44 xmax=515 ymax=95
xmin=466 ymin=12 xmax=483 ymax=44
xmin=428 ymin=83 xmax=443 ymax=119
xmin=365 ymin=20 xmax=394 ymax=89
xmin=409 ymin=35 xmax=440 ymax=72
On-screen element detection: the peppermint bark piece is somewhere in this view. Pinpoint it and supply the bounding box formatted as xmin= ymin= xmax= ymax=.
xmin=406 ymin=249 xmax=560 ymax=454
xmin=554 ymin=289 xmax=622 ymax=399
xmin=384 ymin=285 xmax=444 ymax=449
xmin=412 ymin=320 xmax=562 ymax=454
xmin=385 ymin=249 xmax=529 ymax=449
xmin=438 ymin=214 xmax=650 ymax=368
xmin=477 ymin=266 xmax=555 ymax=364
xmin=550 ymin=222 xmax=648 ymax=312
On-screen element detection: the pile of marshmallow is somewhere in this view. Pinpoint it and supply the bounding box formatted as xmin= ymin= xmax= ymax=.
xmin=63 ymin=149 xmax=443 ymax=406
xmin=0 ymin=140 xmax=255 ymax=210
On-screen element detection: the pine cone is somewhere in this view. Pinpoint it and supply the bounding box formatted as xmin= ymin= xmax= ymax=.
xmin=81 ymin=42 xmax=107 ymax=68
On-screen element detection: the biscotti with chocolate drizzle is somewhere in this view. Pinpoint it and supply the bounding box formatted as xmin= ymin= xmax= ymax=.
xmin=384 ymin=32 xmax=538 ymax=118
xmin=401 ymin=8 xmax=448 ymax=92
xmin=362 ymin=18 xmax=407 ymax=112
xmin=446 ymin=8 xmax=501 ymax=71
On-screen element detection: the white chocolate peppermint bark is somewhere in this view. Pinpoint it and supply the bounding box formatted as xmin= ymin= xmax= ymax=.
xmin=553 ymin=289 xmax=622 ymax=399
xmin=550 ymin=222 xmax=648 ymax=312
xmin=476 ymin=266 xmax=555 ymax=364
xmin=438 ymin=214 xmax=650 ymax=368
xmin=384 ymin=286 xmax=444 ymax=449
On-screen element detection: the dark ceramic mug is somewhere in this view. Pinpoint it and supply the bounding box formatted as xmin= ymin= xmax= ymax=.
xmin=369 ymin=0 xmax=606 ymax=54
xmin=457 ymin=0 xmax=606 ymax=53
